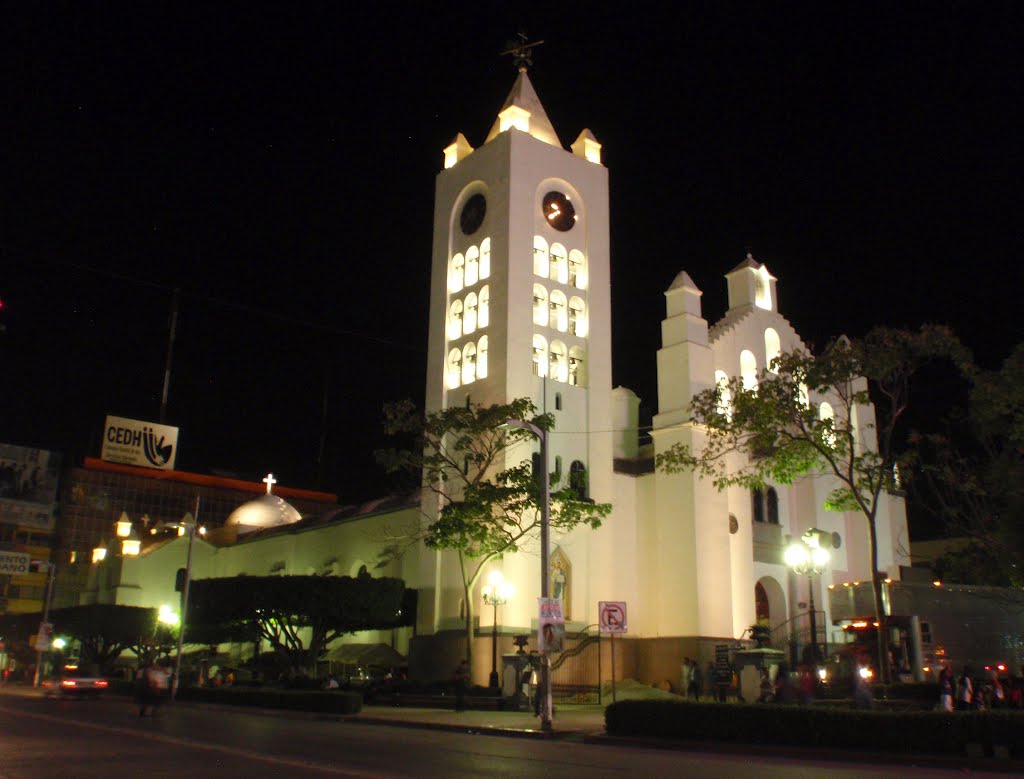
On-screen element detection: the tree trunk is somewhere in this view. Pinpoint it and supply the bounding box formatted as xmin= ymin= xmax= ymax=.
xmin=462 ymin=580 xmax=474 ymax=670
xmin=867 ymin=518 xmax=891 ymax=685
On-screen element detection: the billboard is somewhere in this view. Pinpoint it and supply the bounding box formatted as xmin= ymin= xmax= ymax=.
xmin=0 ymin=444 xmax=62 ymax=530
xmin=100 ymin=415 xmax=178 ymax=470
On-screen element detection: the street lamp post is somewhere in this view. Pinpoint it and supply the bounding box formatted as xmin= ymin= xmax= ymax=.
xmin=785 ymin=529 xmax=831 ymax=665
xmin=31 ymin=560 xmax=56 ymax=687
xmin=171 ymin=498 xmax=202 ymax=701
xmin=501 ymin=417 xmax=552 ymax=732
xmin=481 ymin=570 xmax=514 ymax=691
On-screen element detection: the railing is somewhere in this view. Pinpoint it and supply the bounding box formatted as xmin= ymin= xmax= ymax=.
xmin=769 ymin=611 xmax=832 ymax=664
xmin=550 ymin=625 xmax=601 ymax=704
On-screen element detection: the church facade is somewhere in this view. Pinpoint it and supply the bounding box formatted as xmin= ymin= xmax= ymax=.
xmin=81 ymin=66 xmax=910 ymax=687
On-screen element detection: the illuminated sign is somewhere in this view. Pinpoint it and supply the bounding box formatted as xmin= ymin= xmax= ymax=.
xmin=0 ymin=551 xmax=31 ymax=575
xmin=100 ymin=415 xmax=179 ymax=471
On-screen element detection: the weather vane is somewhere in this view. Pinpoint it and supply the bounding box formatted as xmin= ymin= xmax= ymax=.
xmin=500 ymin=32 xmax=544 ymax=73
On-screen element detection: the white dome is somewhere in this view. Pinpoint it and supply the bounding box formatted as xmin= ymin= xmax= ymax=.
xmin=225 ymin=494 xmax=302 ymax=534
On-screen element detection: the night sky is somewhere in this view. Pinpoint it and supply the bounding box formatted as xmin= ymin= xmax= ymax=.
xmin=2 ymin=5 xmax=1022 ymax=513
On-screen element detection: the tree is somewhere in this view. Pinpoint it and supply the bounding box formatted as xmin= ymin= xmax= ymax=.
xmin=48 ymin=605 xmax=160 ymax=673
xmin=187 ymin=574 xmax=409 ymax=677
xmin=377 ymin=398 xmax=611 ymax=666
xmin=910 ymin=342 xmax=1024 ymax=586
xmin=656 ymin=325 xmax=970 ymax=684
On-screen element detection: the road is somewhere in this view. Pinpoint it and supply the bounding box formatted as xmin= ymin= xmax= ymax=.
xmin=0 ymin=695 xmax=1016 ymax=778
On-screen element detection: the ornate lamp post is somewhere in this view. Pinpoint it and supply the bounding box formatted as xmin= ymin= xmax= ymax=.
xmin=785 ymin=529 xmax=831 ymax=664
xmin=481 ymin=569 xmax=515 ymax=691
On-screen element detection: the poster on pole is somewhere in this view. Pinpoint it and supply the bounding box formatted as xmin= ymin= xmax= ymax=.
xmin=538 ymin=597 xmax=565 ymax=653
xmin=599 ymin=601 xmax=628 ymax=634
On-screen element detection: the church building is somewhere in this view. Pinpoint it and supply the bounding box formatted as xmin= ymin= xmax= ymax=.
xmin=82 ymin=60 xmax=910 ymax=687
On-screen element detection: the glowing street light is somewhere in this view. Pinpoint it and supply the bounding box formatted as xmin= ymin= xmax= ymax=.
xmin=785 ymin=529 xmax=831 ymax=665
xmin=481 ymin=569 xmax=515 ymax=691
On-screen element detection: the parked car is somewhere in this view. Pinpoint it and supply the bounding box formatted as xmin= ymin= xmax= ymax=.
xmin=42 ymin=665 xmax=109 ymax=699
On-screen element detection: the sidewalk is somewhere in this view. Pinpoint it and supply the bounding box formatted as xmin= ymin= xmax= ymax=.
xmin=355 ymin=703 xmax=607 ymax=739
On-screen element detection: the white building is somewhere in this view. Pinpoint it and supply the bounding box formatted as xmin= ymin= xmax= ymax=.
xmin=85 ymin=64 xmax=910 ymax=687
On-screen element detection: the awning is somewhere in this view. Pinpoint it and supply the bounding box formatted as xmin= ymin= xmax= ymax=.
xmin=324 ymin=642 xmax=405 ymax=667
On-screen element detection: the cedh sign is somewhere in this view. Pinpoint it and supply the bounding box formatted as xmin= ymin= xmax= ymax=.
xmin=100 ymin=415 xmax=179 ymax=470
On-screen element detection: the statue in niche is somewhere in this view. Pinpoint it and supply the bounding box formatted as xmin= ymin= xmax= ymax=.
xmin=549 ymin=547 xmax=571 ymax=621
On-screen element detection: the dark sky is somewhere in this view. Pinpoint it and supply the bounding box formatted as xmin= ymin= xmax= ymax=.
xmin=2 ymin=4 xmax=1022 ymax=506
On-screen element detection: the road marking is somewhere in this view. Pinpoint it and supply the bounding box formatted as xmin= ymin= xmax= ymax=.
xmin=0 ymin=705 xmax=393 ymax=778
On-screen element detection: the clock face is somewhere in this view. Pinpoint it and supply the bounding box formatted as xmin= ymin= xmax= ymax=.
xmin=542 ymin=191 xmax=576 ymax=232
xmin=460 ymin=194 xmax=486 ymax=235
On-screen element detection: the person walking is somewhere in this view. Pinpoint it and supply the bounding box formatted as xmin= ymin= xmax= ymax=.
xmin=956 ymin=666 xmax=974 ymax=711
xmin=939 ymin=665 xmax=954 ymax=712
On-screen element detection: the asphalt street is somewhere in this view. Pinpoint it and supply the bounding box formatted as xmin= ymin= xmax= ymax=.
xmin=0 ymin=695 xmax=1018 ymax=778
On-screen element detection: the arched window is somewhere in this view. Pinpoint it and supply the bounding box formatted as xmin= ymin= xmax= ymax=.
xmin=447 ymin=349 xmax=462 ymax=389
xmin=555 ymin=392 xmax=562 ymax=410
xmin=752 ymin=488 xmax=765 ymax=523
xmin=533 ymin=284 xmax=549 ymax=326
xmin=740 ymin=350 xmax=758 ymax=391
xmin=464 ymin=292 xmax=477 ymax=334
xmin=766 ymin=487 xmax=779 ymax=524
xmin=550 ymin=243 xmax=568 ymax=284
xmin=533 ymin=236 xmax=549 ymax=277
xmin=755 ymin=267 xmax=772 ymax=310
xmin=532 ymin=334 xmax=548 ymax=377
xmin=550 ymin=340 xmax=568 ymax=382
xmin=554 ymin=455 xmax=563 ymax=480
xmin=477 ymin=336 xmax=488 ymax=379
xmin=819 ymin=401 xmax=836 ymax=448
xmin=478 ymin=285 xmax=489 ymax=328
xmin=568 ymin=297 xmax=586 ymax=337
xmin=465 ymin=246 xmax=479 ymax=287
xmin=448 ymin=300 xmax=464 ymax=340
xmin=462 ymin=342 xmax=476 ymax=385
xmin=569 ymin=460 xmax=587 ymax=499
xmin=568 ymin=249 xmax=586 ymax=289
xmin=479 ymin=238 xmax=491 ymax=280
xmin=568 ymin=346 xmax=585 ymax=386
xmin=799 ymin=382 xmax=810 ymax=408
xmin=715 ymin=369 xmax=732 ymax=420
xmin=764 ymin=328 xmax=781 ymax=373
xmin=549 ymin=290 xmax=568 ymax=332
xmin=449 ymin=254 xmax=465 ymax=293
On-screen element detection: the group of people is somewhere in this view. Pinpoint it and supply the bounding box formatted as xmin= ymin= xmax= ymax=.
xmin=939 ymin=664 xmax=1021 ymax=712
xmin=756 ymin=664 xmax=822 ymax=706
xmin=679 ymin=657 xmax=721 ymax=700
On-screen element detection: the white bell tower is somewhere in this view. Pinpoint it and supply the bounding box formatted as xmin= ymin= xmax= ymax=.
xmin=417 ymin=57 xmax=613 ymax=643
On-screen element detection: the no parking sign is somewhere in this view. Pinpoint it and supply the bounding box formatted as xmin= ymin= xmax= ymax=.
xmin=599 ymin=601 xmax=627 ymax=634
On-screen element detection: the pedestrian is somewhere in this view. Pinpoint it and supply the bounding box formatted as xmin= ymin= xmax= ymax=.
xmin=690 ymin=660 xmax=703 ymax=700
xmin=990 ymin=669 xmax=1005 ymax=708
xmin=680 ymin=656 xmax=692 ymax=697
xmin=939 ymin=665 xmax=954 ymax=712
xmin=798 ymin=665 xmax=815 ymax=705
xmin=454 ymin=659 xmax=470 ymax=711
xmin=956 ymin=666 xmax=973 ymax=711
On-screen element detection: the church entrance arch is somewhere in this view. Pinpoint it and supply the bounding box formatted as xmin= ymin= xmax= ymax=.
xmin=755 ymin=576 xmax=787 ymax=634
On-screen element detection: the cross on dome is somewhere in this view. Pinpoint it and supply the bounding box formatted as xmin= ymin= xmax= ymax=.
xmin=262 ymin=473 xmax=277 ymax=494
xmin=501 ymin=32 xmax=544 ymax=73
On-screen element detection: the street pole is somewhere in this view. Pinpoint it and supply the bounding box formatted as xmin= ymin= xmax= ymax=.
xmin=172 ymin=496 xmax=199 ymax=700
xmin=489 ymin=599 xmax=499 ymax=690
xmin=32 ymin=562 xmax=56 ymax=687
xmin=808 ymin=577 xmax=818 ymax=665
xmin=501 ymin=418 xmax=552 ymax=732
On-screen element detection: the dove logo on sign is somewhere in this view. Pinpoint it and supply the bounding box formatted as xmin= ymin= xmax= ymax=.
xmin=101 ymin=415 xmax=179 ymax=471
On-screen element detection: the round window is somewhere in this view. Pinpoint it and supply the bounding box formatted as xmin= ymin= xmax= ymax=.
xmin=460 ymin=193 xmax=486 ymax=235
xmin=728 ymin=514 xmax=739 ymax=535
xmin=832 ymin=532 xmax=842 ymax=549
xmin=542 ymin=191 xmax=576 ymax=232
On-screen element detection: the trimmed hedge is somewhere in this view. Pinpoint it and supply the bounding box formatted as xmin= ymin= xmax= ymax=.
xmin=605 ymin=700 xmax=1024 ymax=756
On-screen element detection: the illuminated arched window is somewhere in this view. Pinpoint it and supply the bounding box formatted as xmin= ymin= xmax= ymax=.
xmin=549 ymin=290 xmax=568 ymax=331
xmin=480 ymin=238 xmax=491 ymax=280
xmin=533 ymin=284 xmax=549 ymax=326
xmin=463 ymin=293 xmax=477 ymax=334
xmin=532 ymin=334 xmax=548 ymax=377
xmin=568 ymin=346 xmax=585 ymax=386
xmin=448 ymin=300 xmax=464 ymax=341
xmin=740 ymin=350 xmax=758 ymax=391
xmin=798 ymin=382 xmax=810 ymax=408
xmin=465 ymin=246 xmax=479 ymax=287
xmin=533 ymin=236 xmax=549 ymax=277
xmin=568 ymin=250 xmax=586 ymax=289
xmin=477 ymin=336 xmax=488 ymax=379
xmin=449 ymin=254 xmax=465 ymax=293
xmin=819 ymin=401 xmax=836 ymax=448
xmin=447 ymin=349 xmax=462 ymax=389
xmin=755 ymin=267 xmax=772 ymax=310
xmin=568 ymin=297 xmax=586 ymax=337
xmin=715 ymin=369 xmax=732 ymax=420
xmin=550 ymin=340 xmax=568 ymax=382
xmin=765 ymin=328 xmax=781 ymax=373
xmin=478 ymin=286 xmax=489 ymax=328
xmin=462 ymin=342 xmax=476 ymax=385
xmin=550 ymin=243 xmax=568 ymax=284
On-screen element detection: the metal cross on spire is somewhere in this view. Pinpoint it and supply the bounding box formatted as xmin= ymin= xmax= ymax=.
xmin=500 ymin=32 xmax=544 ymax=73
